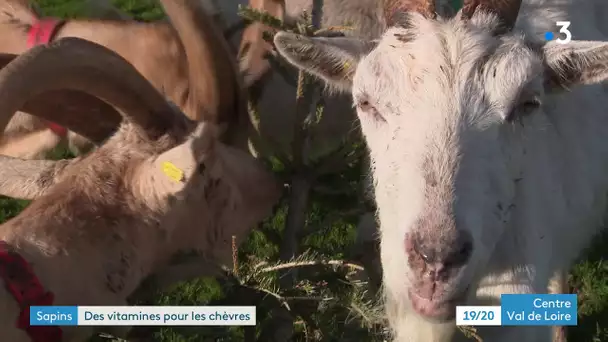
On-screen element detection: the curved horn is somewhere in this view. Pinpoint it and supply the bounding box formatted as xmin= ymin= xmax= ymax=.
xmin=0 ymin=38 xmax=181 ymax=141
xmin=461 ymin=0 xmax=522 ymax=31
xmin=159 ymin=0 xmax=250 ymax=149
xmin=22 ymin=90 xmax=121 ymax=144
xmin=0 ymin=54 xmax=121 ymax=144
xmin=384 ymin=0 xmax=437 ymax=25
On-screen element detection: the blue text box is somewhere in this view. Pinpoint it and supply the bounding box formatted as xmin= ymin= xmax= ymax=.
xmin=30 ymin=306 xmax=78 ymax=326
xmin=501 ymin=294 xmax=577 ymax=326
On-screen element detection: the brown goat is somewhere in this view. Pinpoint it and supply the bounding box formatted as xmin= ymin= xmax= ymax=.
xmin=0 ymin=0 xmax=249 ymax=158
xmin=237 ymin=0 xmax=285 ymax=87
xmin=0 ymin=36 xmax=280 ymax=341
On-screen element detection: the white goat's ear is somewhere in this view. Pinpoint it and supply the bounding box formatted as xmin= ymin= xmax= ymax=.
xmin=273 ymin=32 xmax=375 ymax=92
xmin=543 ymin=40 xmax=608 ymax=91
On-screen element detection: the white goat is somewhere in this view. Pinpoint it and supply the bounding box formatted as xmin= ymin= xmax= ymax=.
xmin=0 ymin=37 xmax=280 ymax=342
xmin=226 ymin=0 xmax=456 ymax=256
xmin=273 ymin=0 xmax=608 ymax=341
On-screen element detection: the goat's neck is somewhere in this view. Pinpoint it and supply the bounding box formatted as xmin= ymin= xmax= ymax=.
xmin=54 ymin=20 xmax=165 ymax=56
xmin=54 ymin=21 xmax=191 ymax=117
xmin=0 ymin=21 xmax=32 ymax=54
xmin=56 ymin=20 xmax=240 ymax=126
xmin=0 ymin=154 xmax=179 ymax=305
xmin=0 ymin=195 xmax=176 ymax=307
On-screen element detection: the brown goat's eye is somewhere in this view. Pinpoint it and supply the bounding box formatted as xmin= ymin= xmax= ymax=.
xmin=198 ymin=163 xmax=206 ymax=175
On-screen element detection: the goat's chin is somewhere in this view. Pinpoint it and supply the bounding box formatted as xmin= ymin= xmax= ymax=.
xmin=407 ymin=285 xmax=470 ymax=323
xmin=385 ymin=292 xmax=459 ymax=342
xmin=408 ymin=290 xmax=456 ymax=322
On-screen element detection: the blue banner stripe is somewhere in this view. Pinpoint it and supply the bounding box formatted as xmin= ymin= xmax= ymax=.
xmin=500 ymin=294 xmax=577 ymax=326
xmin=30 ymin=306 xmax=78 ymax=326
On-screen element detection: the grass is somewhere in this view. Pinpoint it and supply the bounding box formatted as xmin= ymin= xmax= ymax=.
xmin=569 ymin=238 xmax=608 ymax=341
xmin=1 ymin=0 xmax=607 ymax=341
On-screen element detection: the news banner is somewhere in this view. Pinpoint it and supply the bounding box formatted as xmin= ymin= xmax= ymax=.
xmin=456 ymin=294 xmax=577 ymax=326
xmin=30 ymin=294 xmax=577 ymax=327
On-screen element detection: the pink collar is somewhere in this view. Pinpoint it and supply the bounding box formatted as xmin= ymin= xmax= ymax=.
xmin=26 ymin=18 xmax=66 ymax=47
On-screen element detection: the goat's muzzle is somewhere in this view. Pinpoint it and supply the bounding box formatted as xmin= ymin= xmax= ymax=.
xmin=404 ymin=229 xmax=473 ymax=320
xmin=407 ymin=286 xmax=469 ymax=321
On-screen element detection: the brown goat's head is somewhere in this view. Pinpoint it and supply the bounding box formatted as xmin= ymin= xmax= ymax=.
xmin=0 ymin=38 xmax=281 ymax=269
xmin=237 ymin=0 xmax=286 ymax=88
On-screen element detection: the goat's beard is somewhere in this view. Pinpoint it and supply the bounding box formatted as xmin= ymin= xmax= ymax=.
xmin=384 ymin=288 xmax=459 ymax=342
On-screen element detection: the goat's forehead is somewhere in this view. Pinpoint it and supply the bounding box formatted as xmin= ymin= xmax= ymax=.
xmin=353 ymin=18 xmax=541 ymax=100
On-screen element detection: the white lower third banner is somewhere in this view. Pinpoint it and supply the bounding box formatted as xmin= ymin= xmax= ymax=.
xmin=30 ymin=306 xmax=256 ymax=326
xmin=456 ymin=294 xmax=578 ymax=326
xmin=456 ymin=306 xmax=502 ymax=326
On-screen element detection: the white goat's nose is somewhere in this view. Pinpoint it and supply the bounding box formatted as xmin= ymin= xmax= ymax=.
xmin=405 ymin=230 xmax=473 ymax=272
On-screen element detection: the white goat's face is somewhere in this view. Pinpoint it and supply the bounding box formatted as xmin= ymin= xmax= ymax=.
xmin=275 ymin=9 xmax=608 ymax=322
xmin=353 ymin=14 xmax=541 ymax=320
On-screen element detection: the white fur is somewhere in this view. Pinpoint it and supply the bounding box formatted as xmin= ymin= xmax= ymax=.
xmin=274 ymin=0 xmax=608 ymax=341
xmin=366 ymin=11 xmax=608 ymax=342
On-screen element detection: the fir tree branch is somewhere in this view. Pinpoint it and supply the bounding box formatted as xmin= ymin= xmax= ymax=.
xmin=237 ymin=5 xmax=289 ymax=31
xmin=459 ymin=326 xmax=484 ymax=341
xmin=241 ymin=282 xmax=291 ymax=311
xmin=247 ymin=99 xmax=291 ymax=167
xmin=313 ymin=26 xmax=354 ymax=37
xmin=259 ymin=259 xmax=365 ymax=273
xmin=232 ymin=235 xmax=239 ymax=276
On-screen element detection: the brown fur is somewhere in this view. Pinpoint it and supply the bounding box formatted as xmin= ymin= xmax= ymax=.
xmin=237 ymin=0 xmax=285 ymax=87
xmin=0 ymin=0 xmax=249 ymax=158
xmin=0 ymin=38 xmax=280 ymax=341
xmin=461 ymin=0 xmax=523 ymax=30
xmin=384 ymin=0 xmax=437 ymax=23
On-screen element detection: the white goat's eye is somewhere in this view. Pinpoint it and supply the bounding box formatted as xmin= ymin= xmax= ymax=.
xmin=355 ymin=96 xmax=385 ymax=123
xmin=507 ymin=96 xmax=541 ymax=122
xmin=521 ymin=98 xmax=541 ymax=115
xmin=357 ymin=98 xmax=373 ymax=111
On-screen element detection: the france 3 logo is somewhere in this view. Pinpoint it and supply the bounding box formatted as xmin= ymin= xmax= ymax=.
xmin=544 ymin=22 xmax=572 ymax=44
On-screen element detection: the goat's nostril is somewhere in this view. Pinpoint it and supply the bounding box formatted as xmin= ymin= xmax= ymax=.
xmin=405 ymin=231 xmax=472 ymax=269
xmin=409 ymin=234 xmax=436 ymax=264
xmin=420 ymin=252 xmax=430 ymax=263
xmin=447 ymin=235 xmax=473 ymax=267
xmin=459 ymin=241 xmax=472 ymax=257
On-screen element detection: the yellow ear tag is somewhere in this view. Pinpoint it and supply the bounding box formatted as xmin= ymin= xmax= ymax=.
xmin=161 ymin=161 xmax=185 ymax=183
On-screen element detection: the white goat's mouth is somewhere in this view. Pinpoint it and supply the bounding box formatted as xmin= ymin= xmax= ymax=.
xmin=407 ymin=285 xmax=470 ymax=322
